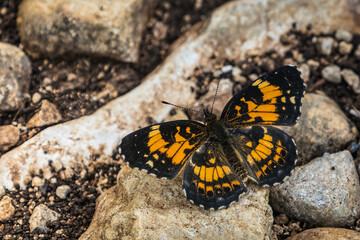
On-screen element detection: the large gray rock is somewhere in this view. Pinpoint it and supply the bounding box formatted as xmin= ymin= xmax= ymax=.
xmin=270 ymin=151 xmax=360 ymax=227
xmin=283 ymin=93 xmax=357 ymax=164
xmin=0 ymin=42 xmax=31 ymax=111
xmin=17 ymin=0 xmax=159 ymax=62
xmin=80 ymin=166 xmax=273 ymax=240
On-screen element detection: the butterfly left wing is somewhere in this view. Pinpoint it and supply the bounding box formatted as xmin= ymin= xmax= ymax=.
xmin=230 ymin=126 xmax=297 ymax=186
xmin=182 ymin=140 xmax=247 ymax=210
xmin=221 ymin=65 xmax=306 ymax=127
xmin=119 ymin=120 xmax=207 ymax=179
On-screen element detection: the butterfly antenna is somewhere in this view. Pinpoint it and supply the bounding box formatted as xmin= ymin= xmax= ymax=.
xmin=161 ymin=100 xmax=201 ymax=113
xmin=210 ymin=72 xmax=222 ymax=113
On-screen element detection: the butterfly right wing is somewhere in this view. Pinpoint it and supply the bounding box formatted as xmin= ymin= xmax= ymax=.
xmin=182 ymin=140 xmax=247 ymax=210
xmin=118 ymin=120 xmax=207 ymax=179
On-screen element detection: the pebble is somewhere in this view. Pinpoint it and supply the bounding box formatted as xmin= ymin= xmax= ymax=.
xmin=31 ymin=176 xmax=45 ymax=187
xmin=26 ymin=100 xmax=62 ymax=128
xmin=355 ymin=44 xmax=360 ymax=59
xmin=29 ymin=204 xmax=59 ymax=232
xmin=221 ymin=65 xmax=233 ymax=73
xmin=321 ymin=65 xmax=342 ymax=83
xmin=318 ymin=37 xmax=334 ymax=55
xmin=0 ymin=188 xmax=5 ymax=198
xmin=271 ymin=151 xmax=360 ymax=227
xmin=338 ymin=41 xmax=353 ymax=55
xmin=231 ymin=66 xmax=242 ymax=77
xmin=0 ymin=125 xmax=20 ymax=151
xmin=31 ymin=92 xmax=42 ymax=104
xmin=290 ymin=227 xmax=360 ymax=240
xmin=341 ymin=69 xmax=360 ymax=94
xmin=0 ymin=196 xmax=15 ymax=221
xmin=56 ymin=185 xmax=71 ymax=199
xmin=335 ymin=29 xmax=353 ymax=42
xmin=298 ymin=63 xmax=310 ymax=82
xmin=248 ymin=73 xmax=258 ymax=81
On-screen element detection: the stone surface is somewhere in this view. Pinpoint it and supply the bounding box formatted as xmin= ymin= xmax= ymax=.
xmin=283 ymin=93 xmax=357 ymax=163
xmin=0 ymin=196 xmax=15 ymax=222
xmin=322 ymin=65 xmax=342 ymax=83
xmin=55 ymin=185 xmax=71 ymax=199
xmin=17 ymin=0 xmax=159 ymax=62
xmin=0 ymin=42 xmax=31 ymax=111
xmin=270 ymin=151 xmax=360 ymax=227
xmin=299 ymin=63 xmax=310 ymax=82
xmin=26 ymin=100 xmax=62 ymax=128
xmin=80 ymin=166 xmax=273 ymax=240
xmin=339 ymin=41 xmax=353 ymax=55
xmin=318 ymin=37 xmax=334 ymax=56
xmin=1 ymin=0 xmax=360 ymax=190
xmin=342 ymin=68 xmax=360 ymax=94
xmin=335 ymin=29 xmax=353 ymax=42
xmin=29 ymin=204 xmax=59 ymax=232
xmin=0 ymin=125 xmax=20 ymax=151
xmin=31 ymin=176 xmax=45 ymax=187
xmin=289 ymin=227 xmax=360 ymax=240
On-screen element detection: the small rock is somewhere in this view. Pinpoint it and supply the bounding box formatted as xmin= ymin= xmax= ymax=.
xmin=338 ymin=41 xmax=353 ymax=55
xmin=341 ymin=69 xmax=360 ymax=94
xmin=231 ymin=66 xmax=242 ymax=77
xmin=335 ymin=29 xmax=353 ymax=42
xmin=318 ymin=37 xmax=334 ymax=55
xmin=322 ymin=65 xmax=342 ymax=83
xmin=248 ymin=73 xmax=258 ymax=82
xmin=0 ymin=42 xmax=32 ymax=111
xmin=274 ymin=214 xmax=289 ymax=225
xmin=234 ymin=75 xmax=247 ymax=85
xmin=0 ymin=188 xmax=5 ymax=198
xmin=221 ymin=65 xmax=233 ymax=73
xmin=299 ymin=63 xmax=310 ymax=82
xmin=152 ymin=21 xmax=167 ymax=40
xmin=32 ymin=176 xmax=45 ymax=187
xmin=355 ymin=44 xmax=360 ymax=59
xmin=0 ymin=125 xmax=20 ymax=151
xmin=289 ymin=227 xmax=360 ymax=240
xmin=29 ymin=204 xmax=59 ymax=232
xmin=31 ymin=92 xmax=42 ymax=104
xmin=26 ymin=100 xmax=62 ymax=128
xmin=271 ymin=151 xmax=360 ymax=227
xmin=56 ymin=185 xmax=71 ymax=199
xmin=0 ymin=196 xmax=15 ymax=221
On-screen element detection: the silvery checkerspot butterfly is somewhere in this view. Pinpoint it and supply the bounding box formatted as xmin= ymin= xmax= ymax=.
xmin=118 ymin=65 xmax=306 ymax=210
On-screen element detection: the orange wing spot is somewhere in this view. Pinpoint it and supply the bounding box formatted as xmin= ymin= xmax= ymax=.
xmin=263 ymin=90 xmax=283 ymax=101
xmin=270 ymin=98 xmax=278 ymax=104
xmin=273 ymin=155 xmax=281 ymax=164
xmin=199 ymin=166 xmax=206 ymax=181
xmin=153 ymin=154 xmax=159 ymax=160
xmin=251 ymin=150 xmax=262 ymax=162
xmin=249 ymin=112 xmax=279 ymax=122
xmin=253 ymin=79 xmax=262 ymax=86
xmin=281 ymin=96 xmax=286 ymax=103
xmin=185 ymin=127 xmax=191 ymax=134
xmin=222 ymin=183 xmax=231 ymax=190
xmin=149 ymin=139 xmax=168 ymax=152
xmin=148 ymin=134 xmax=162 ymax=146
xmin=216 ymin=166 xmax=225 ymax=179
xmin=260 ymin=85 xmax=279 ymax=93
xmin=150 ymin=125 xmax=160 ymax=130
xmin=256 ymin=143 xmax=272 ymax=156
xmin=206 ymin=185 xmax=214 ymax=193
xmin=209 ymin=157 xmax=216 ymax=164
xmin=277 ymin=140 xmax=283 ymax=147
xmin=254 ymin=104 xmax=276 ymax=112
xmin=148 ymin=129 xmax=160 ymax=138
xmin=222 ymin=166 xmax=231 ymax=175
xmin=205 ymin=167 xmax=215 ymax=182
xmin=256 ymin=170 xmax=263 ymax=179
xmin=258 ymin=81 xmax=270 ymax=89
xmin=290 ymin=96 xmax=296 ymax=103
xmin=276 ymin=147 xmax=286 ymax=156
xmin=263 ymin=134 xmax=273 ymax=142
xmin=194 ymin=165 xmax=201 ymax=176
xmin=261 ymin=165 xmax=268 ymax=174
xmin=246 ymin=141 xmax=253 ymax=148
xmin=158 ymin=146 xmax=168 ymax=153
xmin=231 ymin=181 xmax=241 ymax=187
xmin=259 ymin=139 xmax=273 ymax=149
xmin=172 ymin=141 xmax=194 ymax=164
xmin=256 ymin=150 xmax=267 ymax=159
xmin=174 ymin=127 xmax=187 ymax=142
xmin=244 ymin=99 xmax=257 ymax=112
xmin=235 ymin=105 xmax=241 ymax=116
xmin=166 ymin=142 xmax=182 ymax=158
xmin=197 ymin=182 xmax=205 ymax=194
xmin=146 ymin=160 xmax=154 ymax=167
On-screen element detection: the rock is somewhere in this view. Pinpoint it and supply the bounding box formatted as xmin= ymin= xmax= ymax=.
xmin=0 ymin=125 xmax=20 ymax=151
xmin=0 ymin=188 xmax=5 ymax=198
xmin=17 ymin=0 xmax=159 ymax=62
xmin=355 ymin=44 xmax=360 ymax=59
xmin=80 ymin=166 xmax=273 ymax=240
xmin=318 ymin=37 xmax=334 ymax=55
xmin=26 ymin=100 xmax=62 ymax=128
xmin=163 ymin=109 xmax=188 ymax=122
xmin=1 ymin=0 xmax=360 ymax=190
xmin=31 ymin=92 xmax=42 ymax=104
xmin=289 ymin=227 xmax=360 ymax=240
xmin=342 ymin=69 xmax=360 ymax=94
xmin=322 ymin=65 xmax=342 ymax=83
xmin=31 ymin=176 xmax=45 ymax=187
xmin=283 ymin=93 xmax=357 ymax=163
xmin=339 ymin=41 xmax=353 ymax=55
xmin=56 ymin=185 xmax=71 ymax=199
xmin=270 ymin=151 xmax=360 ymax=227
xmin=0 ymin=42 xmax=31 ymax=111
xmin=299 ymin=63 xmax=310 ymax=82
xmin=335 ymin=29 xmax=353 ymax=42
xmin=0 ymin=196 xmax=15 ymax=222
xmin=29 ymin=204 xmax=59 ymax=232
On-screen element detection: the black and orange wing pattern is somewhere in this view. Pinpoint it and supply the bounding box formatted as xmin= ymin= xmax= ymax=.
xmin=118 ymin=120 xmax=207 ymax=179
xmin=220 ymin=65 xmax=306 ymax=127
xmin=230 ymin=126 xmax=297 ymax=186
xmin=182 ymin=140 xmax=247 ymax=210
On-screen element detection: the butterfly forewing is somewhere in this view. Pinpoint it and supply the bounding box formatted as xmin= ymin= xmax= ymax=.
xmin=220 ymin=65 xmax=305 ymax=127
xmin=182 ymin=140 xmax=247 ymax=210
xmin=119 ymin=120 xmax=207 ymax=179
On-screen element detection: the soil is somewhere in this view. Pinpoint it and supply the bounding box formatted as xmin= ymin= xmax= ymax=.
xmin=1 ymin=0 xmax=360 ymax=239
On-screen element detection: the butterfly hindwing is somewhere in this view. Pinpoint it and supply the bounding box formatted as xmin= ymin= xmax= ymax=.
xmin=220 ymin=65 xmax=305 ymax=127
xmin=230 ymin=126 xmax=297 ymax=186
xmin=119 ymin=120 xmax=207 ymax=179
xmin=182 ymin=140 xmax=247 ymax=210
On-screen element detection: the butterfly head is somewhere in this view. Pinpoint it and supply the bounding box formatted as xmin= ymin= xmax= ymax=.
xmin=204 ymin=108 xmax=217 ymax=124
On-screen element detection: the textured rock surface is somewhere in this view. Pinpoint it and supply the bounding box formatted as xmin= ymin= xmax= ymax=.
xmin=289 ymin=227 xmax=360 ymax=240
xmin=0 ymin=42 xmax=31 ymax=111
xmin=26 ymin=100 xmax=62 ymax=128
xmin=283 ymin=93 xmax=357 ymax=163
xmin=270 ymin=151 xmax=360 ymax=227
xmin=0 ymin=196 xmax=15 ymax=222
xmin=29 ymin=204 xmax=59 ymax=232
xmin=56 ymin=185 xmax=71 ymax=199
xmin=0 ymin=125 xmax=20 ymax=151
xmin=1 ymin=0 xmax=360 ymax=191
xmin=322 ymin=65 xmax=342 ymax=83
xmin=80 ymin=166 xmax=273 ymax=240
xmin=17 ymin=0 xmax=159 ymax=62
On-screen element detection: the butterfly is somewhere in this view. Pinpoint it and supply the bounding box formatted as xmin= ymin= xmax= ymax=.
xmin=118 ymin=65 xmax=306 ymax=210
